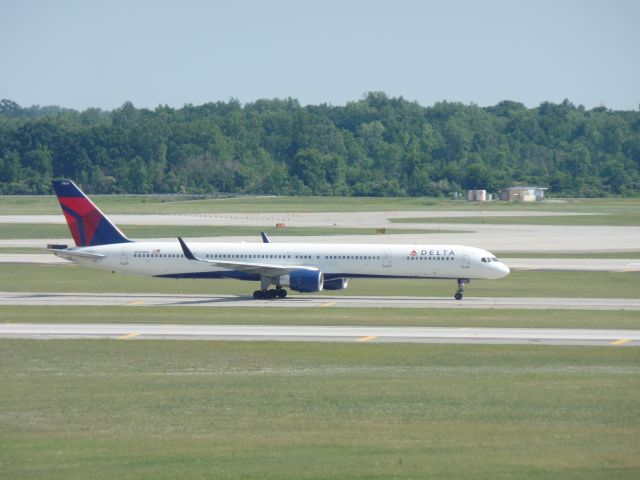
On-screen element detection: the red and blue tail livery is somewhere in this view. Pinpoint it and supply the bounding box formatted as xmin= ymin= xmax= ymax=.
xmin=52 ymin=180 xmax=130 ymax=246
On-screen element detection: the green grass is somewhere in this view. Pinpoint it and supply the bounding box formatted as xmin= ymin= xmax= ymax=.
xmin=0 ymin=223 xmax=451 ymax=239
xmin=1 ymin=340 xmax=638 ymax=480
xmin=2 ymin=305 xmax=639 ymax=329
xmin=391 ymin=212 xmax=640 ymax=226
xmin=1 ymin=264 xmax=638 ymax=298
xmin=0 ymin=247 xmax=46 ymax=254
xmin=2 ymin=194 xmax=640 ymax=215
xmin=495 ymin=251 xmax=640 ymax=259
xmin=0 ymin=194 xmax=451 ymax=215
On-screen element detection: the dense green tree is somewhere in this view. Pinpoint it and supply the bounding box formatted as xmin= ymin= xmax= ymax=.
xmin=0 ymin=96 xmax=639 ymax=196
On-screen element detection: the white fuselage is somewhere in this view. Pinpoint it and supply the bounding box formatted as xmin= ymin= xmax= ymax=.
xmin=58 ymin=240 xmax=510 ymax=282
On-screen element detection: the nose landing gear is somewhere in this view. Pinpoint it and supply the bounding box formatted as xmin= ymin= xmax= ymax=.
xmin=455 ymin=278 xmax=469 ymax=300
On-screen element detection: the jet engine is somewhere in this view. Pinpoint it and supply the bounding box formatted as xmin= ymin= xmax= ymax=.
xmin=280 ymin=269 xmax=324 ymax=293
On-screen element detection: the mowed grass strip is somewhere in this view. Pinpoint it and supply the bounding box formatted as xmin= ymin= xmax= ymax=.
xmin=0 ymin=247 xmax=45 ymax=254
xmin=1 ymin=340 xmax=638 ymax=480
xmin=391 ymin=212 xmax=640 ymax=226
xmin=495 ymin=251 xmax=640 ymax=259
xmin=1 ymin=193 xmax=639 ymax=215
xmin=0 ymin=194 xmax=444 ymax=215
xmin=2 ymin=305 xmax=640 ymax=329
xmin=1 ymin=264 xmax=638 ymax=298
xmin=0 ymin=223 xmax=442 ymax=239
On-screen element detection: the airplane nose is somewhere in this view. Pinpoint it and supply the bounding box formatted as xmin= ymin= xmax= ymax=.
xmin=498 ymin=262 xmax=510 ymax=277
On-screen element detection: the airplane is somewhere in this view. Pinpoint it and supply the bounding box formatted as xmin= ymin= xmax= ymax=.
xmin=50 ymin=179 xmax=510 ymax=300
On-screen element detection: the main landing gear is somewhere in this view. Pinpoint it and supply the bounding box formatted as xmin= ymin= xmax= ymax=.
xmin=253 ymin=288 xmax=288 ymax=300
xmin=454 ymin=279 xmax=469 ymax=300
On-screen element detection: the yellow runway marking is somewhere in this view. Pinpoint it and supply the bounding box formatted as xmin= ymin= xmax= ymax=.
xmin=126 ymin=300 xmax=146 ymax=305
xmin=357 ymin=336 xmax=378 ymax=342
xmin=611 ymin=338 xmax=632 ymax=346
xmin=319 ymin=302 xmax=336 ymax=307
xmin=118 ymin=332 xmax=141 ymax=340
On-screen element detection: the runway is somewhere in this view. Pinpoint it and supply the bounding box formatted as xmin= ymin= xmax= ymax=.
xmin=1 ymin=322 xmax=638 ymax=346
xmin=1 ymin=291 xmax=639 ymax=310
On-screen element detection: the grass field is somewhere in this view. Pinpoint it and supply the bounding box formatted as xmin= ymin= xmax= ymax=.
xmin=1 ymin=340 xmax=638 ymax=480
xmin=391 ymin=212 xmax=640 ymax=226
xmin=0 ymin=194 xmax=439 ymax=214
xmin=1 ymin=193 xmax=639 ymax=215
xmin=1 ymin=264 xmax=638 ymax=298
xmin=494 ymin=251 xmax=640 ymax=259
xmin=0 ymin=247 xmax=44 ymax=253
xmin=0 ymin=223 xmax=454 ymax=239
xmin=2 ymin=193 xmax=639 ymax=480
xmin=2 ymin=305 xmax=639 ymax=329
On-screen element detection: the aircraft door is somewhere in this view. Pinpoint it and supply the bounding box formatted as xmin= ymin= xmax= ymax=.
xmin=461 ymin=254 xmax=470 ymax=268
xmin=120 ymin=248 xmax=129 ymax=265
xmin=383 ymin=250 xmax=392 ymax=267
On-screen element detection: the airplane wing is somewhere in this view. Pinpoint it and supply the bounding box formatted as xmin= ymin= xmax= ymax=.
xmin=177 ymin=237 xmax=317 ymax=277
xmin=49 ymin=248 xmax=106 ymax=263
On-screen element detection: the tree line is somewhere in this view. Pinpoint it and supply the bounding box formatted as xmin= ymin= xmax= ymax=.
xmin=0 ymin=93 xmax=639 ymax=196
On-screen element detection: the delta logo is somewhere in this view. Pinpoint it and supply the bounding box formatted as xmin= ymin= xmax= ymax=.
xmin=410 ymin=249 xmax=457 ymax=257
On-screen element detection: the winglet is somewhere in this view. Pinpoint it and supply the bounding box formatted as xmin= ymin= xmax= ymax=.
xmin=177 ymin=237 xmax=197 ymax=261
xmin=261 ymin=232 xmax=270 ymax=243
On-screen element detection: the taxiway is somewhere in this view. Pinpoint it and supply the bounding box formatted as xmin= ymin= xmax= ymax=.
xmin=1 ymin=323 xmax=638 ymax=346
xmin=1 ymin=291 xmax=638 ymax=310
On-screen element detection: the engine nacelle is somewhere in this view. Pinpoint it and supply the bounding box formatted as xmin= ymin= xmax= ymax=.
xmin=280 ymin=269 xmax=324 ymax=293
xmin=323 ymin=278 xmax=349 ymax=290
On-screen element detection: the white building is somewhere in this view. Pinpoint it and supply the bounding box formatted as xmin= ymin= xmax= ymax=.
xmin=467 ymin=189 xmax=487 ymax=202
xmin=500 ymin=186 xmax=547 ymax=202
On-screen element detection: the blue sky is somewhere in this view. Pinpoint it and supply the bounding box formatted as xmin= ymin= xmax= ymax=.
xmin=1 ymin=0 xmax=638 ymax=110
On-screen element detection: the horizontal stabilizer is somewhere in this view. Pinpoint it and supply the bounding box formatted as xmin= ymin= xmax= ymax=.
xmin=49 ymin=248 xmax=106 ymax=263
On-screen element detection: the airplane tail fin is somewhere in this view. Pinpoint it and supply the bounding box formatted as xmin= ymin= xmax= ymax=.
xmin=52 ymin=179 xmax=131 ymax=246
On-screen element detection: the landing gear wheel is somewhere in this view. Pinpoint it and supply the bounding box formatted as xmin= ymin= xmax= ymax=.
xmin=454 ymin=278 xmax=468 ymax=301
xmin=253 ymin=287 xmax=287 ymax=300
